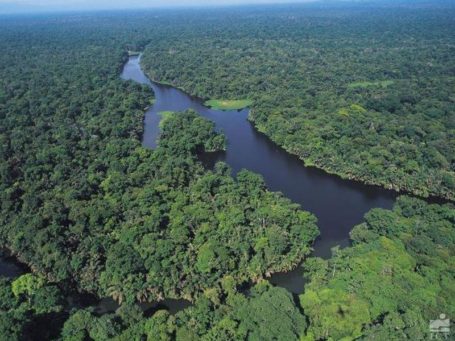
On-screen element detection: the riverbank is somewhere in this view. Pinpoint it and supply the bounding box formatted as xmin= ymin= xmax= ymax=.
xmin=124 ymin=55 xmax=398 ymax=294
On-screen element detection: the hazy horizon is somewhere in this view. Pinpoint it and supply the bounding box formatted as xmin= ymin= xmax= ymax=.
xmin=0 ymin=0 xmax=321 ymax=14
xmin=0 ymin=0 xmax=451 ymax=14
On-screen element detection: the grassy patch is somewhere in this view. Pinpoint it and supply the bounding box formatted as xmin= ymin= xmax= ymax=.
xmin=205 ymin=99 xmax=253 ymax=110
xmin=348 ymin=80 xmax=394 ymax=89
xmin=158 ymin=111 xmax=175 ymax=128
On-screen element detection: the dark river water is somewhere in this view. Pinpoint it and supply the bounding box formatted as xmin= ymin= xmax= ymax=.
xmin=0 ymin=54 xmax=397 ymax=316
xmin=0 ymin=249 xmax=28 ymax=278
xmin=121 ymin=55 xmax=397 ymax=294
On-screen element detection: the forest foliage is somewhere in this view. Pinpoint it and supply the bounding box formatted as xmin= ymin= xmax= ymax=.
xmin=301 ymin=196 xmax=455 ymax=340
xmin=0 ymin=4 xmax=454 ymax=340
xmin=56 ymin=197 xmax=455 ymax=340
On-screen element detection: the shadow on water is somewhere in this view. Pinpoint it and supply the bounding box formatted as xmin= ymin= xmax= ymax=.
xmin=121 ymin=55 xmax=398 ymax=295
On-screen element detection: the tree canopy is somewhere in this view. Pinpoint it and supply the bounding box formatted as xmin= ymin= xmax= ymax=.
xmin=301 ymin=196 xmax=455 ymax=340
xmin=0 ymin=4 xmax=453 ymax=340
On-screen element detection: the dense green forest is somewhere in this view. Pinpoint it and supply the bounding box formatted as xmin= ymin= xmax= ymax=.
xmin=301 ymin=196 xmax=454 ymax=340
xmin=0 ymin=3 xmax=454 ymax=340
xmin=0 ymin=10 xmax=318 ymax=339
xmin=0 ymin=275 xmax=67 ymax=340
xmin=0 ymin=15 xmax=318 ymax=303
xmin=55 ymin=197 xmax=454 ymax=341
xmin=141 ymin=5 xmax=455 ymax=200
xmin=1 ymin=197 xmax=453 ymax=340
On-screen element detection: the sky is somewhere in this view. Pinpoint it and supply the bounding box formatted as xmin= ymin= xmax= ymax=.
xmin=0 ymin=0 xmax=320 ymax=13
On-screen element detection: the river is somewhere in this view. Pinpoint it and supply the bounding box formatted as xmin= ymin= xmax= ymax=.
xmin=120 ymin=55 xmax=397 ymax=294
